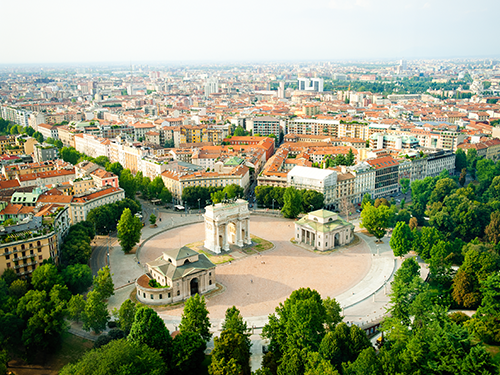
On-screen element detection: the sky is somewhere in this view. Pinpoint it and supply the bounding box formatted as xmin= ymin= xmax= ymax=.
xmin=2 ymin=0 xmax=499 ymax=64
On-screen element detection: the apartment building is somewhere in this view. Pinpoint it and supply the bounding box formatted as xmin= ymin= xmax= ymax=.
xmin=287 ymin=166 xmax=337 ymax=208
xmin=57 ymin=126 xmax=77 ymax=148
xmin=74 ymin=133 xmax=111 ymax=159
xmin=348 ymin=161 xmax=376 ymax=204
xmin=369 ymin=133 xmax=419 ymax=150
xmin=37 ymin=124 xmax=59 ymax=140
xmin=425 ymin=149 xmax=456 ymax=177
xmin=246 ymin=117 xmax=285 ymax=137
xmin=33 ymin=143 xmax=59 ymax=163
xmin=287 ymin=119 xmax=340 ymax=138
xmin=366 ymin=156 xmax=399 ymax=198
xmin=16 ymin=168 xmax=76 ymax=187
xmin=161 ymin=164 xmax=250 ymax=204
xmin=70 ymin=186 xmax=125 ymax=223
xmin=0 ymin=216 xmax=59 ymax=277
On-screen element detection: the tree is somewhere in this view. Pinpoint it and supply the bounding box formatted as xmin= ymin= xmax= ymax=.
xmin=233 ymin=126 xmax=247 ymax=136
xmin=82 ymin=290 xmax=109 ymax=334
xmin=107 ymin=161 xmax=124 ymax=177
xmin=487 ymin=175 xmax=500 ymax=200
xmin=59 ymin=339 xmax=165 ymax=375
xmin=302 ymin=190 xmax=324 ymax=212
xmin=399 ymin=178 xmax=410 ymax=195
xmin=281 ymin=187 xmax=302 ymax=219
xmin=116 ymin=299 xmax=136 ymax=334
xmin=409 ymin=216 xmax=418 ymax=230
xmin=93 ymin=265 xmax=114 ymax=300
xmin=210 ymin=330 xmax=251 ymax=375
xmin=360 ymin=203 xmax=392 ymax=240
xmin=159 ymin=187 xmax=173 ymax=205
xmin=119 ymin=169 xmax=137 ymax=198
xmin=459 ymin=168 xmax=467 ymax=187
xmin=465 ymin=272 xmax=500 ymax=344
xmin=31 ymin=263 xmax=63 ymax=292
xmin=222 ymin=306 xmax=251 ymax=354
xmin=485 ymin=211 xmax=500 ymax=244
xmin=60 ymin=146 xmax=80 ymax=165
xmin=1 ymin=268 xmax=17 ymax=286
xmin=67 ymin=294 xmax=86 ymax=323
xmin=179 ymin=294 xmax=212 ymax=346
xmin=117 ymin=208 xmax=142 ymax=253
xmin=16 ymin=289 xmax=68 ymax=353
xmin=390 ymin=222 xmax=413 ymax=258
xmin=361 ymin=193 xmax=373 ymax=210
xmin=455 ymin=148 xmax=467 ymax=171
xmin=171 ymin=331 xmax=206 ymax=375
xmin=323 ymin=297 xmax=343 ymax=331
xmin=8 ymin=279 xmax=28 ymax=298
xmin=94 ymin=155 xmax=110 ymax=167
xmin=429 ymin=177 xmax=457 ymax=204
xmin=346 ymin=148 xmax=355 ymax=166
xmin=149 ymin=176 xmax=165 ymax=199
xmin=62 ymin=264 xmax=93 ymax=294
xmin=149 ymin=214 xmax=157 ymax=226
xmin=263 ymin=288 xmax=327 ymax=373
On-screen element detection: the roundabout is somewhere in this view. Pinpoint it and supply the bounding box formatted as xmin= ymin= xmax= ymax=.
xmin=137 ymin=215 xmax=373 ymax=319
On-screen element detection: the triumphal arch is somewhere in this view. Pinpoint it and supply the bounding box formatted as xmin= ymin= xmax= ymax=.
xmin=204 ymin=198 xmax=251 ymax=254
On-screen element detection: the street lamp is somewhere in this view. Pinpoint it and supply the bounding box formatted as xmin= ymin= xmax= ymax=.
xmin=272 ymin=199 xmax=275 ymax=211
xmin=198 ymin=198 xmax=201 ymax=211
xmin=310 ymin=205 xmax=314 ymax=212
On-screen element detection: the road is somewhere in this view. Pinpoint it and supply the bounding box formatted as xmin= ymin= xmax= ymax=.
xmin=89 ymin=235 xmax=114 ymax=276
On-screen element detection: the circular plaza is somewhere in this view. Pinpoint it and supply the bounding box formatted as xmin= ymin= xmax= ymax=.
xmin=138 ymin=215 xmax=372 ymax=319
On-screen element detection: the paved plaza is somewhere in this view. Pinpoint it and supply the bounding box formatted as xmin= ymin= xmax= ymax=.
xmin=139 ymin=216 xmax=373 ymax=318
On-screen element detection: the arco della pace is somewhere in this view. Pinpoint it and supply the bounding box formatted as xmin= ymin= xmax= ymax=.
xmin=135 ymin=199 xmax=251 ymax=305
xmin=203 ymin=198 xmax=252 ymax=253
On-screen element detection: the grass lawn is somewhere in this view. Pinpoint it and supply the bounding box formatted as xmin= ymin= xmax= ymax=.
xmin=184 ymin=235 xmax=274 ymax=263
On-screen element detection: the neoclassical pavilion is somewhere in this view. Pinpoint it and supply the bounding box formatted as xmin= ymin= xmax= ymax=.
xmin=203 ymin=199 xmax=251 ymax=253
xmin=295 ymin=209 xmax=354 ymax=251
xmin=136 ymin=246 xmax=216 ymax=305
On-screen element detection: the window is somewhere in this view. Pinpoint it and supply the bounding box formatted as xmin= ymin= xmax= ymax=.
xmin=38 ymin=248 xmax=42 ymax=253
xmin=151 ymin=294 xmax=154 ymax=299
xmin=6 ymin=263 xmax=10 ymax=268
xmin=39 ymin=255 xmax=42 ymax=260
xmin=143 ymin=293 xmax=146 ymax=298
xmin=209 ymin=280 xmax=212 ymax=285
xmin=5 ymin=255 xmax=9 ymax=260
xmin=159 ymin=294 xmax=162 ymax=299
xmin=177 ymin=290 xmax=180 ymax=296
xmin=168 ymin=293 xmax=171 ymax=298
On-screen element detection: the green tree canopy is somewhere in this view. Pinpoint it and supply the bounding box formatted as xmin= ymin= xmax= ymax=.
xmin=82 ymin=290 xmax=109 ymax=334
xmin=117 ymin=208 xmax=142 ymax=253
xmin=93 ymin=265 xmax=114 ymax=300
xmin=62 ymin=264 xmax=93 ymax=294
xmin=128 ymin=306 xmax=173 ymax=363
xmin=360 ymin=203 xmax=393 ymax=240
xmin=390 ymin=222 xmax=413 ymax=258
xmin=179 ymin=294 xmax=212 ymax=346
xmin=59 ymin=339 xmax=165 ymax=375
xmin=281 ymin=187 xmax=303 ymax=218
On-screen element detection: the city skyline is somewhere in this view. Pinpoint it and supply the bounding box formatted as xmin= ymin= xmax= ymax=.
xmin=3 ymin=0 xmax=499 ymax=64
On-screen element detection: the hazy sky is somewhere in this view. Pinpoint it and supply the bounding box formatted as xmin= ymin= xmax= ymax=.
xmin=2 ymin=0 xmax=499 ymax=64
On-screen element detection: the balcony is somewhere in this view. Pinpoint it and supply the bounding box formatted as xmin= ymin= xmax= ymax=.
xmin=13 ymin=260 xmax=38 ymax=270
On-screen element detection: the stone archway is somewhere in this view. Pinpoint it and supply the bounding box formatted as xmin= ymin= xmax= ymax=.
xmin=190 ymin=278 xmax=199 ymax=296
xmin=334 ymin=233 xmax=340 ymax=247
xmin=204 ymin=199 xmax=251 ymax=254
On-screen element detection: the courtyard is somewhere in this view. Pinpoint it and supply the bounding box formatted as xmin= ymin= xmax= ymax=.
xmin=138 ymin=215 xmax=372 ymax=319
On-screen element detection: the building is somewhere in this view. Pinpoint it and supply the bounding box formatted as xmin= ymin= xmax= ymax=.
xmin=33 ymin=143 xmax=59 ymax=163
xmin=70 ymin=186 xmax=125 ymax=224
xmin=246 ymin=117 xmax=285 ymax=137
xmin=294 ymin=209 xmax=354 ymax=251
xmin=298 ymin=78 xmax=324 ymax=92
xmin=369 ymin=133 xmax=419 ymax=150
xmin=37 ymin=124 xmax=59 ymax=140
xmin=137 ymin=246 xmax=216 ymax=305
xmin=366 ymin=156 xmax=399 ymax=198
xmin=287 ymin=166 xmax=337 ymax=209
xmin=90 ymin=168 xmax=119 ymax=188
xmin=287 ymin=119 xmax=340 ymax=138
xmin=162 ymin=164 xmax=250 ymax=204
xmin=16 ymin=168 xmax=76 ymax=188
xmin=204 ymin=78 xmax=219 ymax=97
xmin=0 ymin=216 xmax=59 ymax=277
